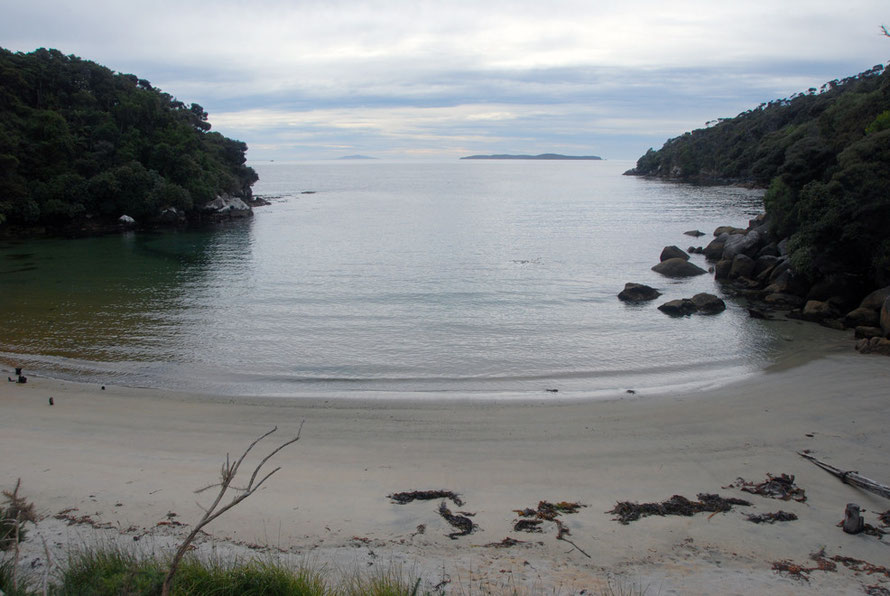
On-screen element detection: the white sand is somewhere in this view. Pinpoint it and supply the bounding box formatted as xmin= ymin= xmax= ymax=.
xmin=2 ymin=350 xmax=889 ymax=594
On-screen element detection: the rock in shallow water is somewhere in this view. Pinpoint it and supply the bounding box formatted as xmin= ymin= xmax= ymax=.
xmin=618 ymin=283 xmax=662 ymax=303
xmin=651 ymin=258 xmax=707 ymax=278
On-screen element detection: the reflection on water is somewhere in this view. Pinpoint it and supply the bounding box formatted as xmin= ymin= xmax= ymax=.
xmin=0 ymin=160 xmax=787 ymax=397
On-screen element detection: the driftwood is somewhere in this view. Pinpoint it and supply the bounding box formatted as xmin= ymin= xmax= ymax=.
xmin=798 ymin=452 xmax=890 ymax=501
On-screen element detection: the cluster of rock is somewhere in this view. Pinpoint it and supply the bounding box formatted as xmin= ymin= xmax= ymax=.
xmin=115 ymin=194 xmax=254 ymax=230
xmin=617 ymin=243 xmax=726 ymax=317
xmin=695 ymin=214 xmax=890 ymax=354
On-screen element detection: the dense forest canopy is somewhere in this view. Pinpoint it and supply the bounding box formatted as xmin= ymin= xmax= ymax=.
xmin=628 ymin=63 xmax=890 ymax=287
xmin=0 ymin=47 xmax=258 ymax=229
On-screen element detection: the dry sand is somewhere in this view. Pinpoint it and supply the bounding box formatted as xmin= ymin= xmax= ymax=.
xmin=2 ymin=346 xmax=889 ymax=594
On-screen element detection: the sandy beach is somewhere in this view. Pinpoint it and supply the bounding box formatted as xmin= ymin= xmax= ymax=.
xmin=2 ymin=344 xmax=889 ymax=594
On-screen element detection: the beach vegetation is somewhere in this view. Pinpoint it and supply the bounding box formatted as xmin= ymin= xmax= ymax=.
xmin=0 ymin=47 xmax=258 ymax=231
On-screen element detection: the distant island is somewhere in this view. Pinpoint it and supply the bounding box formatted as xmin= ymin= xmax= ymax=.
xmin=338 ymin=155 xmax=377 ymax=160
xmin=460 ymin=153 xmax=602 ymax=160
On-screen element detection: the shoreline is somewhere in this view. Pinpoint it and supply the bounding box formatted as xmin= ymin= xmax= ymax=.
xmin=2 ymin=347 xmax=889 ymax=593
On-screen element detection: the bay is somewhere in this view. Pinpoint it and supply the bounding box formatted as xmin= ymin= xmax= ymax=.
xmin=0 ymin=160 xmax=778 ymax=398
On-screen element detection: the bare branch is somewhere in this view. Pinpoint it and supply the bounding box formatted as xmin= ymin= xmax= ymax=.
xmin=160 ymin=424 xmax=303 ymax=596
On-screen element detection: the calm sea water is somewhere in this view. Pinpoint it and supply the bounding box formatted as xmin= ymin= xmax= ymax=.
xmin=0 ymin=160 xmax=778 ymax=398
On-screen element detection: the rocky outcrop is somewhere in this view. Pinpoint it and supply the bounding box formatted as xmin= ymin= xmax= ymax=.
xmin=723 ymin=231 xmax=761 ymax=260
xmin=201 ymin=194 xmax=253 ymax=218
xmin=651 ymin=258 xmax=707 ymax=277
xmin=729 ymin=254 xmax=755 ymax=279
xmin=801 ymin=300 xmax=836 ymax=322
xmin=844 ymin=307 xmax=879 ymax=328
xmin=882 ymin=297 xmax=890 ymax=336
xmin=684 ymin=230 xmax=705 ymax=237
xmin=118 ymin=214 xmax=135 ymax=226
xmin=703 ymin=236 xmax=727 ymax=261
xmin=660 ymin=245 xmax=689 ymax=262
xmin=618 ymin=283 xmax=662 ymax=303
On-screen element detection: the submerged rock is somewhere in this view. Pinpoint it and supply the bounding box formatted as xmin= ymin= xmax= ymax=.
xmin=658 ymin=299 xmax=698 ymax=317
xmin=651 ymin=258 xmax=707 ymax=278
xmin=618 ymin=283 xmax=662 ymax=303
xmin=691 ymin=293 xmax=726 ymax=314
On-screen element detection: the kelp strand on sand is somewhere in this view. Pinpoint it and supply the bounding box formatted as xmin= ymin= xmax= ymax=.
xmin=609 ymin=493 xmax=751 ymax=524
xmin=725 ymin=473 xmax=806 ymax=502
xmin=437 ymin=501 xmax=475 ymax=539
xmin=746 ymin=511 xmax=798 ymax=524
xmin=512 ymin=500 xmax=590 ymax=558
xmin=388 ymin=490 xmax=464 ymax=507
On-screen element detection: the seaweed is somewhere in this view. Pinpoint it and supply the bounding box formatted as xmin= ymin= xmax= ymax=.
xmin=746 ymin=511 xmax=798 ymax=524
xmin=514 ymin=519 xmax=543 ymax=533
xmin=725 ymin=473 xmax=806 ymax=502
xmin=484 ymin=537 xmax=527 ymax=548
xmin=511 ymin=500 xmax=590 ymax=557
xmin=608 ymin=493 xmax=751 ymax=524
xmin=388 ymin=490 xmax=464 ymax=507
xmin=437 ymin=501 xmax=475 ymax=539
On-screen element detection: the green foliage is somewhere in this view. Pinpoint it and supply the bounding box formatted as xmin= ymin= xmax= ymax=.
xmin=0 ymin=46 xmax=257 ymax=229
xmin=632 ymin=62 xmax=890 ymax=287
xmin=0 ymin=481 xmax=36 ymax=551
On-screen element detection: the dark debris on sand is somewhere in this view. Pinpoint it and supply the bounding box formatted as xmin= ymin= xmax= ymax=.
xmin=438 ymin=501 xmax=476 ymax=539
xmin=725 ymin=473 xmax=806 ymax=502
xmin=388 ymin=490 xmax=464 ymax=507
xmin=608 ymin=493 xmax=751 ymax=524
xmin=747 ymin=511 xmax=798 ymax=524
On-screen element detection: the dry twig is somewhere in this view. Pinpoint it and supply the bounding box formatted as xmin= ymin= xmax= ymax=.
xmin=160 ymin=423 xmax=303 ymax=596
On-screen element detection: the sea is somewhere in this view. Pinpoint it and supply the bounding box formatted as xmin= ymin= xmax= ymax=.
xmin=0 ymin=159 xmax=793 ymax=399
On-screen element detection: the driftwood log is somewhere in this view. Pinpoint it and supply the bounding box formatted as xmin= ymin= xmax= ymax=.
xmin=798 ymin=452 xmax=890 ymax=500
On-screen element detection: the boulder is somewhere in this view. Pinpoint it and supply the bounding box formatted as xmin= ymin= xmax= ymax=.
xmin=158 ymin=206 xmax=184 ymax=224
xmin=618 ymin=283 xmax=662 ymax=303
xmin=763 ymin=293 xmax=805 ymax=308
xmin=757 ymin=242 xmax=780 ymax=258
xmin=806 ymin=274 xmax=867 ymax=311
xmin=764 ymin=269 xmax=809 ymax=297
xmin=684 ymin=230 xmax=706 ymax=237
xmin=658 ymin=299 xmax=698 ymax=317
xmin=859 ymin=286 xmax=890 ymax=311
xmin=856 ymin=336 xmax=890 ymax=356
xmin=882 ymin=296 xmax=890 ymax=336
xmin=844 ymin=307 xmax=880 ymax=328
xmin=118 ymin=214 xmax=135 ymax=225
xmin=691 ymin=293 xmax=726 ymax=314
xmin=854 ymin=326 xmax=885 ymax=340
xmin=202 ymin=194 xmax=253 ymax=218
xmin=703 ymin=237 xmax=727 ymax=261
xmin=714 ymin=226 xmax=747 ymax=237
xmin=729 ymin=254 xmax=756 ymax=279
xmin=723 ymin=230 xmax=762 ymax=259
xmin=651 ymin=258 xmax=707 ymax=278
xmin=714 ymin=259 xmax=732 ymax=280
xmin=660 ymin=245 xmax=689 ymax=262
xmin=753 ymin=255 xmax=779 ymax=278
xmin=777 ymin=238 xmax=790 ymax=256
xmin=801 ymin=300 xmax=836 ymax=322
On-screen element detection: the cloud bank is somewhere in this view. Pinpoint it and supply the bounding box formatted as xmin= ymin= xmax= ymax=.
xmin=3 ymin=0 xmax=888 ymax=159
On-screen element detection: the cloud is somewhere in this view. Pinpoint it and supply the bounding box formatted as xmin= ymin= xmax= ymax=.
xmin=2 ymin=0 xmax=888 ymax=159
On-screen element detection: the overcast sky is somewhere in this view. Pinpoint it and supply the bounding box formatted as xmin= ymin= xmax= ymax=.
xmin=3 ymin=1 xmax=888 ymax=161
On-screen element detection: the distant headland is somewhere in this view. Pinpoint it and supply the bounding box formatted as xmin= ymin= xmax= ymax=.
xmin=338 ymin=154 xmax=377 ymax=160
xmin=460 ymin=153 xmax=602 ymax=160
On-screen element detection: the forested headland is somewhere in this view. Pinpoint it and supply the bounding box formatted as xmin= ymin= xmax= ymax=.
xmin=627 ymin=63 xmax=890 ymax=290
xmin=0 ymin=47 xmax=258 ymax=233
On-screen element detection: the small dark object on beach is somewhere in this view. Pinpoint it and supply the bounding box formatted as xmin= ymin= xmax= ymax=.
xmin=747 ymin=511 xmax=798 ymax=524
xmin=514 ymin=519 xmax=544 ymax=533
xmin=17 ymin=375 xmax=27 ymax=384
xmin=546 ymin=388 xmax=558 ymax=393
xmin=485 ymin=537 xmax=527 ymax=548
xmin=48 ymin=397 xmax=54 ymax=406
xmin=866 ymin=585 xmax=890 ymax=596
xmin=609 ymin=493 xmax=751 ymax=524
xmin=843 ymin=503 xmax=865 ymax=534
xmin=726 ymin=473 xmax=806 ymax=502
xmin=388 ymin=490 xmax=464 ymax=507
xmin=879 ymin=510 xmax=890 ymax=526
xmin=15 ymin=367 xmax=22 ymax=376
xmin=626 ymin=389 xmax=636 ymax=394
xmin=101 ymin=386 xmax=105 ymax=390
xmin=7 ymin=377 xmax=12 ymax=382
xmin=438 ymin=501 xmax=475 ymax=539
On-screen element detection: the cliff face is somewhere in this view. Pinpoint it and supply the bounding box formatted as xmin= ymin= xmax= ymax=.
xmin=0 ymin=47 xmax=258 ymax=232
xmin=628 ymin=63 xmax=890 ymax=289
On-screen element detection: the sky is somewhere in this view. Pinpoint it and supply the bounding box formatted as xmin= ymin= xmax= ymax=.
xmin=2 ymin=1 xmax=889 ymax=161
